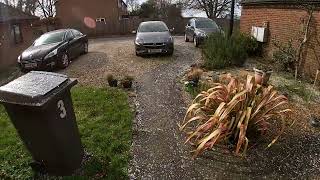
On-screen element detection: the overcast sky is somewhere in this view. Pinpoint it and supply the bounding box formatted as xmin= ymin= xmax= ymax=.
xmin=136 ymin=0 xmax=207 ymax=17
xmin=136 ymin=0 xmax=240 ymax=18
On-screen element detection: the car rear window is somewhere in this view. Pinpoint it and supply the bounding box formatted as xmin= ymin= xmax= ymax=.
xmin=34 ymin=31 xmax=65 ymax=46
xmin=138 ymin=22 xmax=168 ymax=33
xmin=72 ymin=30 xmax=83 ymax=37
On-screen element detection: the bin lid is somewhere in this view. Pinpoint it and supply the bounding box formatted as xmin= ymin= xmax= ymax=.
xmin=0 ymin=71 xmax=77 ymax=106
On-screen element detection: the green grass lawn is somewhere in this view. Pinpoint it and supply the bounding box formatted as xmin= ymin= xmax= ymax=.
xmin=0 ymin=87 xmax=133 ymax=179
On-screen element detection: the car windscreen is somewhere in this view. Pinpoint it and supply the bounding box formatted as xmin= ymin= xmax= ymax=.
xmin=34 ymin=31 xmax=65 ymax=46
xmin=196 ymin=20 xmax=219 ymax=29
xmin=138 ymin=22 xmax=168 ymax=32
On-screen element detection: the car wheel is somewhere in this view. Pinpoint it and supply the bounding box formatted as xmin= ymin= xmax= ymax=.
xmin=167 ymin=48 xmax=174 ymax=56
xmin=59 ymin=53 xmax=69 ymax=69
xmin=136 ymin=51 xmax=141 ymax=57
xmin=83 ymin=42 xmax=88 ymax=54
xmin=20 ymin=68 xmax=28 ymax=73
xmin=193 ymin=36 xmax=199 ymax=47
xmin=184 ymin=34 xmax=189 ymax=42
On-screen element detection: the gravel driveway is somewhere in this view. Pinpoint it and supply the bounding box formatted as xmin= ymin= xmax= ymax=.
xmin=129 ymin=36 xmax=206 ymax=179
xmin=59 ymin=37 xmax=173 ymax=87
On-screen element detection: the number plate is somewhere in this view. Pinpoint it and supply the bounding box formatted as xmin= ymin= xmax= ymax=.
xmin=148 ymin=49 xmax=162 ymax=53
xmin=24 ymin=63 xmax=37 ymax=68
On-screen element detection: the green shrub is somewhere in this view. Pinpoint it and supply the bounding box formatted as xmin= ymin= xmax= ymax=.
xmin=234 ymin=33 xmax=260 ymax=56
xmin=203 ymin=33 xmax=232 ymax=69
xmin=203 ymin=33 xmax=255 ymax=69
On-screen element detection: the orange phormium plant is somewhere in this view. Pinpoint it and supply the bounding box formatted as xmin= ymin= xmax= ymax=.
xmin=179 ymin=74 xmax=291 ymax=158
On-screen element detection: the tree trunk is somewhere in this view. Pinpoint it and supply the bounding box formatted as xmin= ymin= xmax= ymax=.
xmin=229 ymin=0 xmax=235 ymax=37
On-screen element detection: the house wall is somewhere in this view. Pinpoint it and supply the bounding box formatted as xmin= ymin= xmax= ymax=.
xmin=240 ymin=5 xmax=320 ymax=78
xmin=126 ymin=16 xmax=190 ymax=35
xmin=56 ymin=0 xmax=128 ymax=36
xmin=0 ymin=21 xmax=37 ymax=70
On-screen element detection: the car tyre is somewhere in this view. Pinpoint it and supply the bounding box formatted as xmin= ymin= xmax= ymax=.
xmin=136 ymin=51 xmax=141 ymax=57
xmin=59 ymin=52 xmax=69 ymax=69
xmin=20 ymin=68 xmax=28 ymax=73
xmin=83 ymin=42 xmax=88 ymax=54
xmin=184 ymin=34 xmax=189 ymax=42
xmin=193 ymin=36 xmax=199 ymax=47
xmin=167 ymin=48 xmax=174 ymax=56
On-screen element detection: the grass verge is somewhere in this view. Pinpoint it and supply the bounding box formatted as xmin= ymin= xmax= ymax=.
xmin=0 ymin=87 xmax=133 ymax=179
xmin=271 ymin=72 xmax=320 ymax=103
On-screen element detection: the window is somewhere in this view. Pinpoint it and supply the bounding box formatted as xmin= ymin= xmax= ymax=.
xmin=190 ymin=20 xmax=195 ymax=28
xmin=195 ymin=20 xmax=219 ymax=29
xmin=65 ymin=31 xmax=74 ymax=40
xmin=96 ymin=18 xmax=106 ymax=22
xmin=72 ymin=29 xmax=83 ymax=37
xmin=138 ymin=22 xmax=169 ymax=33
xmin=34 ymin=31 xmax=65 ymax=46
xmin=12 ymin=24 xmax=23 ymax=44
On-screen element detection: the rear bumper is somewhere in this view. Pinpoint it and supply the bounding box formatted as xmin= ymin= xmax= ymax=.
xmin=135 ymin=43 xmax=174 ymax=55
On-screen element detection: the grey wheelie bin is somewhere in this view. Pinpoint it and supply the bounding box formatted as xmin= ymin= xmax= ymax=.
xmin=0 ymin=71 xmax=83 ymax=176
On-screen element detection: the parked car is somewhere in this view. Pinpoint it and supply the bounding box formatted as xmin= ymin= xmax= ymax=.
xmin=134 ymin=21 xmax=174 ymax=56
xmin=185 ymin=17 xmax=222 ymax=47
xmin=18 ymin=29 xmax=88 ymax=71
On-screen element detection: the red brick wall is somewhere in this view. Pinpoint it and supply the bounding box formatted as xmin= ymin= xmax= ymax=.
xmin=240 ymin=5 xmax=320 ymax=78
xmin=0 ymin=21 xmax=37 ymax=70
xmin=56 ymin=0 xmax=128 ymax=36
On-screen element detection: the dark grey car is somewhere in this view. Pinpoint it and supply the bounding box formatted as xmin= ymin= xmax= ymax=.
xmin=185 ymin=17 xmax=222 ymax=47
xmin=18 ymin=29 xmax=88 ymax=71
xmin=134 ymin=21 xmax=174 ymax=56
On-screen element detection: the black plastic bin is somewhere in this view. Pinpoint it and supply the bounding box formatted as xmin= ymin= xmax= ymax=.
xmin=0 ymin=71 xmax=83 ymax=176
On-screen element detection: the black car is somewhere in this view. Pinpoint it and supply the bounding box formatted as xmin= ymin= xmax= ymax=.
xmin=18 ymin=29 xmax=88 ymax=71
xmin=134 ymin=21 xmax=174 ymax=56
xmin=185 ymin=17 xmax=222 ymax=47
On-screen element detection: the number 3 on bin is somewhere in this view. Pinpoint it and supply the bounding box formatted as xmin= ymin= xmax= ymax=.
xmin=57 ymin=100 xmax=67 ymax=119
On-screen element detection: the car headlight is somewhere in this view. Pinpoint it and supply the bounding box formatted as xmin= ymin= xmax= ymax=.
xmin=198 ymin=32 xmax=207 ymax=37
xmin=167 ymin=36 xmax=174 ymax=43
xmin=17 ymin=55 xmax=21 ymax=63
xmin=135 ymin=38 xmax=143 ymax=45
xmin=45 ymin=49 xmax=58 ymax=59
